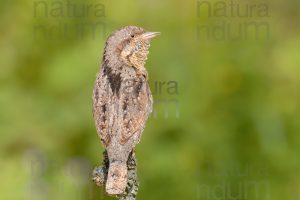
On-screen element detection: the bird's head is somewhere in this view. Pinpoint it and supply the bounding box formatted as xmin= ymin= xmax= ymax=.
xmin=104 ymin=26 xmax=160 ymax=70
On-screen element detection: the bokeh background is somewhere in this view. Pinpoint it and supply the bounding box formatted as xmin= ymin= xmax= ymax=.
xmin=1 ymin=0 xmax=300 ymax=199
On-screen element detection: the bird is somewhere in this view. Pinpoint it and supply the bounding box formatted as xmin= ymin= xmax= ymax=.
xmin=92 ymin=26 xmax=159 ymax=195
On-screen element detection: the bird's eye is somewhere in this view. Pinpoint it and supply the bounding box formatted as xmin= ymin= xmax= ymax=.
xmin=130 ymin=34 xmax=135 ymax=38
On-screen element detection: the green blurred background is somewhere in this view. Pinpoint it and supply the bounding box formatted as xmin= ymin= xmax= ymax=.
xmin=1 ymin=0 xmax=300 ymax=199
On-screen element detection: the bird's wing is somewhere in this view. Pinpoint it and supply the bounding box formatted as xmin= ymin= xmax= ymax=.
xmin=93 ymin=70 xmax=111 ymax=146
xmin=119 ymin=78 xmax=153 ymax=144
xmin=93 ymin=67 xmax=153 ymax=146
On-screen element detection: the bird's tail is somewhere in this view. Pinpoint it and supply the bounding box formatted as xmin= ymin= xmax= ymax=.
xmin=106 ymin=161 xmax=128 ymax=195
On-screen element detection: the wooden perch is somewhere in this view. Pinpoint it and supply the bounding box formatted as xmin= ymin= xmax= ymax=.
xmin=92 ymin=151 xmax=139 ymax=200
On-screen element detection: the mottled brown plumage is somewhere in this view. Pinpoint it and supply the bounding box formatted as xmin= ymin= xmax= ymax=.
xmin=92 ymin=26 xmax=159 ymax=195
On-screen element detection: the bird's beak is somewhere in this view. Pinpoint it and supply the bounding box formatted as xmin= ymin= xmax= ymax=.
xmin=141 ymin=32 xmax=160 ymax=40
